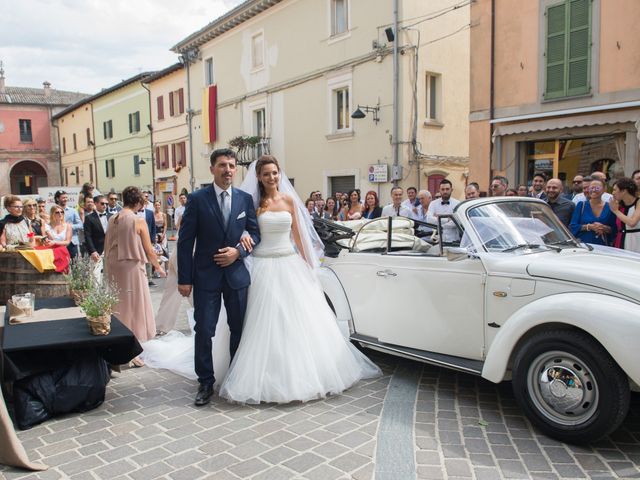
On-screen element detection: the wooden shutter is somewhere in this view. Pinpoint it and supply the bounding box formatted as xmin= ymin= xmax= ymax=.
xmin=567 ymin=0 xmax=591 ymax=96
xmin=169 ymin=91 xmax=175 ymax=116
xmin=103 ymin=122 xmax=107 ymax=139
xmin=105 ymin=160 xmax=109 ymax=178
xmin=157 ymin=96 xmax=164 ymax=120
xmin=180 ymin=142 xmax=186 ymax=166
xmin=178 ymin=88 xmax=184 ymax=114
xmin=545 ymin=3 xmax=566 ymax=99
xmin=128 ymin=113 xmax=133 ymax=133
xmin=163 ymin=145 xmax=170 ymax=168
xmin=171 ymin=144 xmax=177 ymax=168
xmin=155 ymin=146 xmax=161 ymax=169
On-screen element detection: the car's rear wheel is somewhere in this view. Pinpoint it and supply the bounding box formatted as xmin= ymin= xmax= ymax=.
xmin=512 ymin=329 xmax=629 ymax=444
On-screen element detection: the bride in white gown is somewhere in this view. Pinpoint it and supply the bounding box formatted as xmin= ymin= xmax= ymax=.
xmin=143 ymin=156 xmax=381 ymax=403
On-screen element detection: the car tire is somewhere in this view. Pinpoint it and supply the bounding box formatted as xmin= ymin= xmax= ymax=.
xmin=512 ymin=329 xmax=629 ymax=444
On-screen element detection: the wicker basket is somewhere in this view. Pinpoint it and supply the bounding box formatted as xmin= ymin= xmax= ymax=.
xmin=71 ymin=289 xmax=88 ymax=306
xmin=87 ymin=314 xmax=111 ymax=336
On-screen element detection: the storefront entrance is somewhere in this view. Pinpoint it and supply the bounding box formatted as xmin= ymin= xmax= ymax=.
xmin=524 ymin=135 xmax=623 ymax=186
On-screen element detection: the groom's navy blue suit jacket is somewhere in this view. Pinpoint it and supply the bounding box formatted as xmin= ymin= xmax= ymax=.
xmin=177 ymin=185 xmax=260 ymax=291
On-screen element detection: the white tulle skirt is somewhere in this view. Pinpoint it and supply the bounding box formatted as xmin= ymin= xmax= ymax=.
xmin=218 ymin=253 xmax=382 ymax=404
xmin=141 ymin=308 xmax=231 ymax=388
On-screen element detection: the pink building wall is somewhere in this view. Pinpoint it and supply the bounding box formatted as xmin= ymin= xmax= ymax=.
xmin=0 ymin=106 xmax=52 ymax=151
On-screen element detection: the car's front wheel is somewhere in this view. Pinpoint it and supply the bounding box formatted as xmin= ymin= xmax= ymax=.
xmin=512 ymin=329 xmax=630 ymax=444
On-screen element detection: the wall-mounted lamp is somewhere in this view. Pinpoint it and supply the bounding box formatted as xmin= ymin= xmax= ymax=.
xmin=138 ymin=158 xmax=147 ymax=165
xmin=69 ymin=171 xmax=76 ymax=176
xmin=351 ymin=103 xmax=380 ymax=124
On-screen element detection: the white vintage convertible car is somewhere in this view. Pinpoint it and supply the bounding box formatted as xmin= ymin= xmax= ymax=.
xmin=315 ymin=197 xmax=640 ymax=444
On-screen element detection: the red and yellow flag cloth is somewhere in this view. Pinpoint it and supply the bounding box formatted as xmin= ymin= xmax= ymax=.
xmin=202 ymin=85 xmax=218 ymax=144
xmin=19 ymin=246 xmax=70 ymax=274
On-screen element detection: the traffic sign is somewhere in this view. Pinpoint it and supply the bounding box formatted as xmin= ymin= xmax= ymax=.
xmin=166 ymin=195 xmax=174 ymax=207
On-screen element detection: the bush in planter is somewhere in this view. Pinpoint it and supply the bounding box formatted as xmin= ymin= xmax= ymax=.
xmin=80 ymin=281 xmax=119 ymax=335
xmin=64 ymin=257 xmax=95 ymax=303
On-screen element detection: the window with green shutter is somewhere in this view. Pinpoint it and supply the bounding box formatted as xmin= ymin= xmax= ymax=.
xmin=544 ymin=0 xmax=591 ymax=100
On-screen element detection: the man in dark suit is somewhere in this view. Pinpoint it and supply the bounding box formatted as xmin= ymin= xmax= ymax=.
xmin=178 ymin=149 xmax=260 ymax=406
xmin=83 ymin=195 xmax=111 ymax=282
xmin=84 ymin=195 xmax=111 ymax=259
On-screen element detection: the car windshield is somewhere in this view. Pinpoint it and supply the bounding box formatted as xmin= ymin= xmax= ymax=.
xmin=466 ymin=201 xmax=576 ymax=252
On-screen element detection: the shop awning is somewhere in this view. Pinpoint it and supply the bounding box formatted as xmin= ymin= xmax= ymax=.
xmin=492 ymin=109 xmax=640 ymax=138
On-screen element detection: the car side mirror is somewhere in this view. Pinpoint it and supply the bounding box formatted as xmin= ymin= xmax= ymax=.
xmin=446 ymin=247 xmax=470 ymax=261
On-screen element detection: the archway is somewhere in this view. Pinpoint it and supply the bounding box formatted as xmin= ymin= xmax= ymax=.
xmin=10 ymin=160 xmax=48 ymax=194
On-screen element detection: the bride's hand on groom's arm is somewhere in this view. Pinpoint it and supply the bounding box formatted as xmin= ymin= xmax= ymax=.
xmin=239 ymin=236 xmax=254 ymax=253
xmin=213 ymin=247 xmax=240 ymax=267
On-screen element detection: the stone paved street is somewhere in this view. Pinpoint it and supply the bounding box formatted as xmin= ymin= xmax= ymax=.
xmin=1 ymin=272 xmax=639 ymax=479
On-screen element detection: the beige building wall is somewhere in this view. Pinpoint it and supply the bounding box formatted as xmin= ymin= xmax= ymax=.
xmin=182 ymin=0 xmax=471 ymax=203
xmin=147 ymin=67 xmax=190 ymax=198
xmin=56 ymin=103 xmax=96 ymax=188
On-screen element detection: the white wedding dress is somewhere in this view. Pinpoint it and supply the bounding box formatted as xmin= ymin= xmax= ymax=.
xmin=143 ymin=210 xmax=381 ymax=403
xmin=219 ymin=211 xmax=381 ymax=403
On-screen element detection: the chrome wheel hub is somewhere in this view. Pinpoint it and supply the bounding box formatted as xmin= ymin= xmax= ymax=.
xmin=527 ymin=351 xmax=599 ymax=426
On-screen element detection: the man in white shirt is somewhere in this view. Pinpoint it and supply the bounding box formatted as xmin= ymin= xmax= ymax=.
xmin=381 ymin=186 xmax=412 ymax=217
xmin=401 ymin=187 xmax=420 ymax=218
xmin=426 ymin=179 xmax=461 ymax=243
xmin=174 ymin=193 xmax=187 ymax=232
xmin=143 ymin=191 xmax=154 ymax=211
xmin=411 ymin=190 xmax=432 ymax=222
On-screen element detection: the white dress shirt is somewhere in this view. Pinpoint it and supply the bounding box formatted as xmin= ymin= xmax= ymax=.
xmin=426 ymin=197 xmax=461 ymax=243
xmin=213 ymin=183 xmax=232 ymax=217
xmin=381 ymin=203 xmax=412 ymax=217
xmin=174 ymin=205 xmax=185 ymax=226
xmin=98 ymin=212 xmax=109 ymax=232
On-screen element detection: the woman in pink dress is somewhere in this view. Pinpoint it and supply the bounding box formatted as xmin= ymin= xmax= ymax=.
xmin=104 ymin=186 xmax=166 ymax=366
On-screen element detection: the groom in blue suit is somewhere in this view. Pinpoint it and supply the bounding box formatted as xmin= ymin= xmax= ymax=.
xmin=178 ymin=149 xmax=260 ymax=406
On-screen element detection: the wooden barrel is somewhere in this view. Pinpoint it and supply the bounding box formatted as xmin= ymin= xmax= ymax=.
xmin=0 ymin=252 xmax=69 ymax=305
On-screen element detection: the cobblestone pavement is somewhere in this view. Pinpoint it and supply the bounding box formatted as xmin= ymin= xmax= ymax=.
xmin=1 ymin=276 xmax=639 ymax=479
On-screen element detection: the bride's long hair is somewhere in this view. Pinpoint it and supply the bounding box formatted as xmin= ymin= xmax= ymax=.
xmin=255 ymin=155 xmax=280 ymax=208
xmin=240 ymin=157 xmax=325 ymax=268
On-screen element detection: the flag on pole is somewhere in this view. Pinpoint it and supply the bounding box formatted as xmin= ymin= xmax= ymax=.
xmin=202 ymin=85 xmax=217 ymax=144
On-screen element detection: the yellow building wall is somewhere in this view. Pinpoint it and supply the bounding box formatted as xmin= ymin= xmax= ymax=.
xmin=57 ymin=103 xmax=96 ymax=188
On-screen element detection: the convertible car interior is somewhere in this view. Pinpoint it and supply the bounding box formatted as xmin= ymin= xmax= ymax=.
xmin=313 ymin=216 xmax=462 ymax=257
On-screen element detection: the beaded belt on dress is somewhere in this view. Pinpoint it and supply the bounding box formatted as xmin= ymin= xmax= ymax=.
xmin=252 ymin=249 xmax=296 ymax=258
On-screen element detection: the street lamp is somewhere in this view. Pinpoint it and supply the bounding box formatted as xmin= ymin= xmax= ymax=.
xmin=351 ymin=103 xmax=380 ymax=124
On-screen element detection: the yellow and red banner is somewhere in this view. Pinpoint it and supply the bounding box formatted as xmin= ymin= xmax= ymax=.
xmin=202 ymin=85 xmax=218 ymax=144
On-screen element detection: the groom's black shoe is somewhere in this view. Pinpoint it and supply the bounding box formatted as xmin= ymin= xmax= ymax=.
xmin=195 ymin=383 xmax=214 ymax=406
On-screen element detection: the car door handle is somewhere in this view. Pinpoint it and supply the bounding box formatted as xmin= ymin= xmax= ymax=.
xmin=377 ymin=270 xmax=397 ymax=277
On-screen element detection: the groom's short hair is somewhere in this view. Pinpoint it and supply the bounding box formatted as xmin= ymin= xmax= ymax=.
xmin=210 ymin=148 xmax=237 ymax=166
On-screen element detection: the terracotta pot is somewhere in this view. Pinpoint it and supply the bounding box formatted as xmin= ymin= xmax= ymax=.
xmin=87 ymin=313 xmax=111 ymax=336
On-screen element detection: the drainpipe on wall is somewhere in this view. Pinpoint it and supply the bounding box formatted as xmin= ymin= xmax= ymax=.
xmin=392 ymin=0 xmax=400 ymax=186
xmin=89 ymin=104 xmax=98 ymax=190
xmin=52 ymin=118 xmax=63 ymax=187
xmin=184 ymin=51 xmax=196 ymax=193
xmin=489 ymin=0 xmax=496 ymax=181
xmin=141 ymin=81 xmax=156 ymax=196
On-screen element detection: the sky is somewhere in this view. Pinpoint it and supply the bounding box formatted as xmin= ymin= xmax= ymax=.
xmin=0 ymin=0 xmax=244 ymax=94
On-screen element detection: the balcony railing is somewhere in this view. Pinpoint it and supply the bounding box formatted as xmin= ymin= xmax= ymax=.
xmin=229 ymin=136 xmax=271 ymax=167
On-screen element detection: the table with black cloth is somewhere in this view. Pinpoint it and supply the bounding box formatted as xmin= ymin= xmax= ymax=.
xmin=1 ymin=297 xmax=142 ymax=429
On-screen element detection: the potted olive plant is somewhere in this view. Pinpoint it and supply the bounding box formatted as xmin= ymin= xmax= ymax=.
xmin=79 ymin=280 xmax=119 ymax=336
xmin=64 ymin=256 xmax=95 ymax=305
